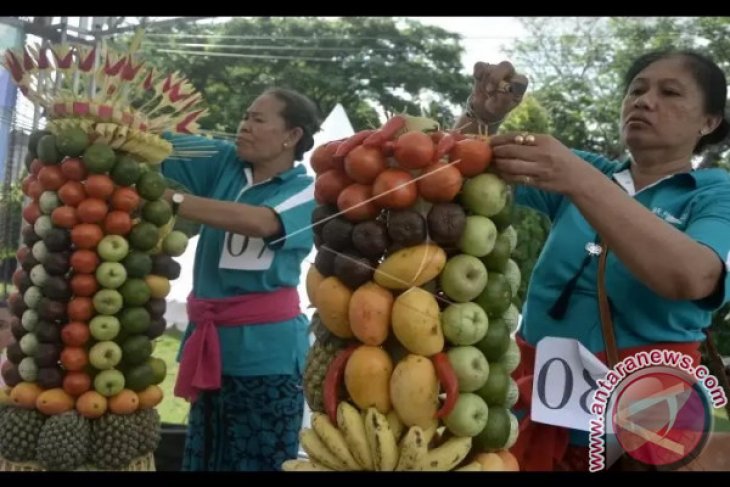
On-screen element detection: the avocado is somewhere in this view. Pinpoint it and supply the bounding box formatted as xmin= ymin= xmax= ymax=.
xmin=146 ymin=317 xmax=167 ymax=340
xmin=35 ymin=320 xmax=62 ymax=344
xmin=42 ymin=276 xmax=72 ymax=301
xmin=36 ymin=366 xmax=64 ymax=389
xmin=427 ymin=203 xmax=467 ymax=246
xmin=321 ymin=218 xmax=354 ymax=251
xmin=352 ymin=221 xmax=389 ymax=259
xmin=21 ymin=252 xmax=40 ymax=273
xmin=14 ymin=270 xmax=32 ymax=294
xmin=10 ymin=317 xmax=26 ymax=341
xmin=145 ymin=298 xmax=167 ymax=319
xmin=43 ymin=251 xmax=71 ymax=276
xmin=311 ymin=205 xmax=339 ymax=236
xmin=1 ymin=362 xmax=22 ymax=387
xmin=387 ymin=209 xmax=427 ymax=246
xmin=151 ymin=254 xmax=181 ymax=280
xmin=22 ymin=225 xmax=41 ymax=247
xmin=8 ymin=292 xmax=26 ymax=318
xmin=38 ymin=298 xmax=67 ymax=323
xmin=314 ymin=245 xmax=338 ymax=277
xmin=35 ymin=343 xmax=62 ymax=367
xmin=334 ymin=252 xmax=375 ymax=290
xmin=43 ymin=228 xmax=71 ymax=253
xmin=6 ymin=342 xmax=25 ymax=365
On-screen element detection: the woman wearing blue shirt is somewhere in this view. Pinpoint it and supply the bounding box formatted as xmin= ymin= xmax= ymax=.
xmin=458 ymin=51 xmax=730 ymax=470
xmin=160 ymin=88 xmax=320 ymax=471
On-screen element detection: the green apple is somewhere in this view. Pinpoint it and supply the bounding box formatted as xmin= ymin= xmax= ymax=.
xmin=38 ymin=191 xmax=60 ymax=214
xmin=29 ymin=264 xmax=49 ymax=287
xmin=31 ymin=240 xmax=49 ymax=263
xmin=21 ymin=309 xmax=39 ymax=332
xmin=18 ymin=357 xmax=38 ymax=382
xmin=441 ymin=302 xmax=489 ymax=346
xmin=458 ymin=216 xmax=497 ymax=257
xmin=440 ymin=254 xmax=488 ymax=303
xmin=162 ymin=230 xmax=189 ymax=257
xmin=93 ymin=289 xmax=124 ymax=315
xmin=23 ymin=286 xmax=43 ymax=309
xmin=94 ymin=369 xmax=125 ymax=397
xmin=33 ymin=215 xmax=53 ymax=240
xmin=461 ymin=173 xmax=508 ymax=217
xmin=89 ymin=315 xmax=121 ymax=341
xmin=96 ymin=262 xmax=128 ymax=289
xmin=97 ymin=235 xmax=130 ymax=263
xmin=19 ymin=333 xmax=39 ymax=356
xmin=444 ymin=392 xmax=489 ymax=437
xmin=447 ymin=346 xmax=490 ymax=393
xmin=89 ymin=341 xmax=123 ymax=370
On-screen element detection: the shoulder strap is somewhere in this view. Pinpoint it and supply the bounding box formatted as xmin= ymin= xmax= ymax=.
xmin=597 ymin=245 xmax=620 ymax=368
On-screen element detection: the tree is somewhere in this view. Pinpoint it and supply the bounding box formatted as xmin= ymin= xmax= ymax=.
xmin=137 ymin=17 xmax=471 ymax=133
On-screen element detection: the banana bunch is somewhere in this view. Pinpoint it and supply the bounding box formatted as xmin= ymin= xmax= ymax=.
xmin=285 ymin=402 xmax=480 ymax=472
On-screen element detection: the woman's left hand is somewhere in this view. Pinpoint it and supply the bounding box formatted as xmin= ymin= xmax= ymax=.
xmin=490 ymin=132 xmax=596 ymax=197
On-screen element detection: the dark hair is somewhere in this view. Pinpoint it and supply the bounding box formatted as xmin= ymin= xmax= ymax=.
xmin=623 ymin=48 xmax=729 ymax=154
xmin=264 ymin=88 xmax=321 ymax=161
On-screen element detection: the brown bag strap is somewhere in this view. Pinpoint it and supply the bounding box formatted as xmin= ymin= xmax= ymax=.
xmin=596 ymin=245 xmax=620 ymax=368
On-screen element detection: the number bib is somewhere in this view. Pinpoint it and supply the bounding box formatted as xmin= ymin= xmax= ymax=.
xmin=531 ymin=337 xmax=610 ymax=431
xmin=219 ymin=231 xmax=275 ymax=271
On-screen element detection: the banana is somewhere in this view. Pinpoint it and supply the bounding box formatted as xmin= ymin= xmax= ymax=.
xmin=421 ymin=419 xmax=439 ymax=446
xmin=311 ymin=412 xmax=362 ymax=470
xmin=418 ymin=436 xmax=473 ymax=472
xmin=281 ymin=459 xmax=334 ymax=472
xmin=337 ymin=402 xmax=374 ymax=471
xmin=386 ymin=410 xmax=405 ymax=443
xmin=395 ymin=426 xmax=428 ymax=471
xmin=455 ymin=461 xmax=483 ymax=471
xmin=299 ymin=428 xmax=347 ymax=471
xmin=364 ymin=407 xmax=399 ymax=471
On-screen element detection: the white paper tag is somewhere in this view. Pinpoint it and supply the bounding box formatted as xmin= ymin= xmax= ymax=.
xmin=531 ymin=336 xmax=610 ymax=431
xmin=218 ymin=232 xmax=274 ymax=271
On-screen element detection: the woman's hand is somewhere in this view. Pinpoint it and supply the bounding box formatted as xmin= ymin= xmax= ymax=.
xmin=469 ymin=61 xmax=529 ymax=125
xmin=490 ymin=133 xmax=599 ymax=197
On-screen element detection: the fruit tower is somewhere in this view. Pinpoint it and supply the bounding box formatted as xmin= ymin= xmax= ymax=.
xmin=0 ymin=33 xmax=202 ymax=470
xmin=293 ymin=115 xmax=523 ymax=472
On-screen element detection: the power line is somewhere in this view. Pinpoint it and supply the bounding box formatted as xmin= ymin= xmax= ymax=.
xmin=154 ymin=48 xmax=341 ymax=62
xmin=146 ymin=41 xmax=395 ymax=52
xmin=144 ymin=33 xmax=516 ymax=41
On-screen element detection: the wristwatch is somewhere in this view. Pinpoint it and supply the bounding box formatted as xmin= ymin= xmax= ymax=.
xmin=171 ymin=192 xmax=185 ymax=216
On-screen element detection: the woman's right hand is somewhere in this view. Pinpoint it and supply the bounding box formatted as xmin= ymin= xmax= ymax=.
xmin=469 ymin=61 xmax=529 ymax=125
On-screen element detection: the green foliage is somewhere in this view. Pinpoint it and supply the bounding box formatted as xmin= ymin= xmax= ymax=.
xmin=138 ymin=17 xmax=471 ymax=133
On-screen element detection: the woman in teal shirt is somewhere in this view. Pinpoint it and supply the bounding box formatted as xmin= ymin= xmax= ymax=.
xmin=458 ymin=51 xmax=730 ymax=470
xmin=161 ymin=88 xmax=320 ymax=471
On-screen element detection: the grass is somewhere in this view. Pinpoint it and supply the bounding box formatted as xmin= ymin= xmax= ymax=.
xmin=154 ymin=329 xmax=190 ymax=425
